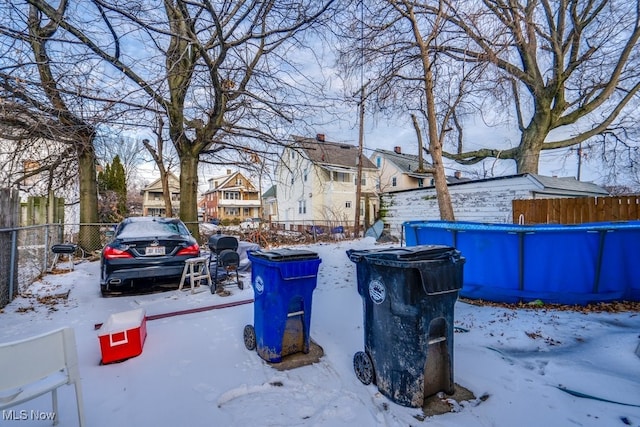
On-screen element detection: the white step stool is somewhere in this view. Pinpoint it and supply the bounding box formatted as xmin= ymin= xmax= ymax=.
xmin=178 ymin=256 xmax=213 ymax=293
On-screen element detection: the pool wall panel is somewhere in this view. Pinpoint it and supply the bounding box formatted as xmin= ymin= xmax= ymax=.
xmin=403 ymin=220 xmax=639 ymax=304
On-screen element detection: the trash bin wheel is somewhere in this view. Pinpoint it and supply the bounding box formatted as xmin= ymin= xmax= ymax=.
xmin=243 ymin=325 xmax=256 ymax=351
xmin=353 ymin=351 xmax=374 ymax=385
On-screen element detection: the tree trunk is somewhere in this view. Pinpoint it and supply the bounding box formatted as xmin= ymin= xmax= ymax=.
xmin=179 ymin=153 xmax=199 ymax=237
xmin=517 ymin=114 xmax=549 ymax=174
xmin=160 ymin=170 xmax=172 ymax=217
xmin=409 ymin=4 xmax=456 ymax=221
xmin=77 ymin=140 xmax=100 ymax=252
xmin=424 ymin=66 xmax=455 ymax=221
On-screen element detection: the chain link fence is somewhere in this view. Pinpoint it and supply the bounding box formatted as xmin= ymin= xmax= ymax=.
xmin=0 ymin=224 xmax=64 ymax=307
xmin=0 ymin=220 xmax=365 ymax=308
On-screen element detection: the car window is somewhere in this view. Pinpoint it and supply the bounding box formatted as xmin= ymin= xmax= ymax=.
xmin=116 ymin=221 xmax=187 ymax=238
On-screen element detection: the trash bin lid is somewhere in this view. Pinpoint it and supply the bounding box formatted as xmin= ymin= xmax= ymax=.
xmin=250 ymin=248 xmax=319 ymax=261
xmin=348 ymin=245 xmax=456 ymax=262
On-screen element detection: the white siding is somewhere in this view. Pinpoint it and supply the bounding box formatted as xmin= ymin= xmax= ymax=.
xmin=382 ymin=176 xmax=537 ymax=237
xmin=276 ymin=147 xmax=378 ymax=228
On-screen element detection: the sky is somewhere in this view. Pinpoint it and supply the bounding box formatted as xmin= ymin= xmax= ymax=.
xmin=1 ymin=237 xmax=639 ymax=427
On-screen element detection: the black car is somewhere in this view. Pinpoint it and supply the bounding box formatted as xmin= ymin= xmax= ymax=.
xmin=100 ymin=217 xmax=200 ymax=296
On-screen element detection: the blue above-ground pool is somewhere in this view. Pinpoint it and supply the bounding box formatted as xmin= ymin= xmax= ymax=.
xmin=403 ymin=220 xmax=640 ymax=305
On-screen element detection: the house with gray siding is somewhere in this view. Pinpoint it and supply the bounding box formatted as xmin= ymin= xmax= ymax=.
xmin=381 ymin=173 xmax=609 ymax=237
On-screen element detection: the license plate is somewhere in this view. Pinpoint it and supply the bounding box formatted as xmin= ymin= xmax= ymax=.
xmin=145 ymin=246 xmax=165 ymax=256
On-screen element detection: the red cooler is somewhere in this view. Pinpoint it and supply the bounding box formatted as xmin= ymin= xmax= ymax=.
xmin=98 ymin=308 xmax=147 ymax=364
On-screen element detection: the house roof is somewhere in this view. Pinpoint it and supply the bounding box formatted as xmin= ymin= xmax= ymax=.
xmin=387 ymin=173 xmax=609 ymax=196
xmin=527 ymin=174 xmax=610 ymax=196
xmin=373 ymin=149 xmax=433 ymax=175
xmin=142 ymin=172 xmax=180 ymax=192
xmin=207 ymin=171 xmax=238 ymax=188
xmin=262 ymin=185 xmax=277 ymax=199
xmin=292 ymin=136 xmax=377 ymax=170
xmin=204 ymin=171 xmax=257 ymax=194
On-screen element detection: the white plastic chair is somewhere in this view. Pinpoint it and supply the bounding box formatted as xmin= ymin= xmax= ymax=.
xmin=0 ymin=327 xmax=86 ymax=426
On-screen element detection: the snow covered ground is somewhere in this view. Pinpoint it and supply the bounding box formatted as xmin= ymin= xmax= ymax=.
xmin=1 ymin=237 xmax=639 ymax=426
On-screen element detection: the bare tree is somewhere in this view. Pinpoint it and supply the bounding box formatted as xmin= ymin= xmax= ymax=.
xmin=0 ymin=1 xmax=148 ymax=250
xmin=336 ymin=0 xmax=483 ymax=220
xmin=436 ymin=0 xmax=640 ymax=174
xmin=0 ymin=101 xmax=77 ymax=198
xmin=142 ymin=115 xmax=176 ymax=217
xmin=25 ymin=0 xmax=339 ymax=235
xmin=94 ymin=133 xmax=148 ymax=187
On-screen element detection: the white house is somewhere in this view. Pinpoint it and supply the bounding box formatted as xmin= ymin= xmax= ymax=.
xmin=382 ymin=173 xmax=610 ymax=237
xmin=275 ymin=134 xmax=378 ymax=231
xmin=0 ymin=127 xmax=77 ymax=225
xmin=261 ymin=185 xmax=278 ymax=223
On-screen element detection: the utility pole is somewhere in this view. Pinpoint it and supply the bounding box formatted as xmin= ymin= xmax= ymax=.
xmin=576 ymin=142 xmax=582 ymax=181
xmin=354 ymin=84 xmax=366 ymax=237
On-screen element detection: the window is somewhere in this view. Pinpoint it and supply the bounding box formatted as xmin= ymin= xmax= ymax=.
xmin=376 ymin=156 xmax=381 ymax=168
xmin=354 ymin=176 xmax=366 ymax=186
xmin=224 ymin=191 xmax=240 ymax=200
xmin=418 ymin=178 xmax=424 ymax=188
xmin=298 ymin=200 xmax=306 ymax=214
xmin=392 ymin=177 xmax=397 ymax=187
xmin=332 ymin=171 xmax=350 ymax=182
xmin=346 ymin=201 xmax=352 ymax=208
xmin=236 ymin=178 xmax=242 ymax=185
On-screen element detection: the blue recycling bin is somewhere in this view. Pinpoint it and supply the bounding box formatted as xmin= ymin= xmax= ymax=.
xmin=347 ymin=245 xmax=464 ymax=408
xmin=244 ymin=249 xmax=322 ymax=363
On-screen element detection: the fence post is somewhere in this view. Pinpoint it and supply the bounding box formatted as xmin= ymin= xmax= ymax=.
xmin=0 ymin=188 xmax=19 ymax=307
xmin=44 ymin=224 xmax=50 ymax=272
xmin=9 ymin=229 xmax=17 ymax=299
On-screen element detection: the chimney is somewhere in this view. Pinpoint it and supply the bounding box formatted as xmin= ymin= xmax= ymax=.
xmin=394 ymin=146 xmax=401 ymax=154
xmin=316 ymin=133 xmax=325 ymax=142
xmin=455 ymin=171 xmax=462 ymax=179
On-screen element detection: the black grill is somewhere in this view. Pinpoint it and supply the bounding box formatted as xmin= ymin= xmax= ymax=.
xmin=207 ymin=233 xmax=238 ymax=254
xmin=218 ymin=249 xmax=240 ymax=268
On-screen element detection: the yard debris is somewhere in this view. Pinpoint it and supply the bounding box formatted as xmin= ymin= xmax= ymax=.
xmin=459 ymin=297 xmax=640 ymax=313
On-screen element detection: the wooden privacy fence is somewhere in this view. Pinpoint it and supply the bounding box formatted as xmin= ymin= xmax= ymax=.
xmin=513 ymin=195 xmax=640 ymax=224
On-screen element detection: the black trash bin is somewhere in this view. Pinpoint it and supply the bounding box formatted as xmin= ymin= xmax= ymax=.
xmin=347 ymin=245 xmax=465 ymax=408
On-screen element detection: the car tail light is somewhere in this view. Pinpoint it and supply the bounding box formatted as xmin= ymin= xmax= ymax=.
xmin=103 ymin=246 xmax=133 ymax=259
xmin=177 ymin=243 xmax=200 ymax=256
